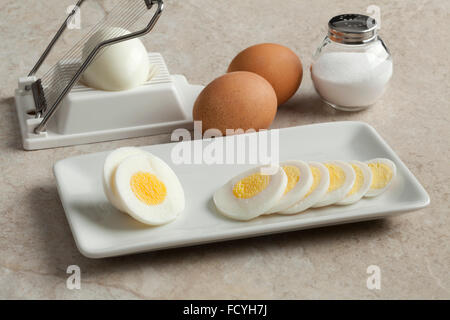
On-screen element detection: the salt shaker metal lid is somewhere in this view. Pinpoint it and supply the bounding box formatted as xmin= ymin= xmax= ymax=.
xmin=328 ymin=14 xmax=378 ymax=44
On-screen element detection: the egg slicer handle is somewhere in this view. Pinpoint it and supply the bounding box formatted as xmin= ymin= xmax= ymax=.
xmin=28 ymin=0 xmax=86 ymax=78
xmin=28 ymin=0 xmax=165 ymax=135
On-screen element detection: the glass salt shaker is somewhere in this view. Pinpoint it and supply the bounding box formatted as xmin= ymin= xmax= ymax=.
xmin=311 ymin=14 xmax=393 ymax=111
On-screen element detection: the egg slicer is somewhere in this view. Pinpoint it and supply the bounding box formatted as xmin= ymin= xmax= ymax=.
xmin=14 ymin=0 xmax=203 ymax=150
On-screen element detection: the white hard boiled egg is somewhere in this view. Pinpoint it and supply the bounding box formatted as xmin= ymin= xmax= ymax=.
xmin=265 ymin=160 xmax=313 ymax=214
xmin=82 ymin=27 xmax=152 ymax=91
xmin=336 ymin=161 xmax=373 ymax=205
xmin=364 ymin=158 xmax=397 ymax=197
xmin=214 ymin=165 xmax=287 ymax=221
xmin=280 ymin=162 xmax=330 ymax=215
xmin=103 ymin=147 xmax=146 ymax=212
xmin=114 ymin=153 xmax=185 ymax=226
xmin=312 ymin=160 xmax=356 ymax=208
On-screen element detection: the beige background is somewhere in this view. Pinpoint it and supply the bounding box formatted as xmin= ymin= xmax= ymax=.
xmin=0 ymin=0 xmax=449 ymax=299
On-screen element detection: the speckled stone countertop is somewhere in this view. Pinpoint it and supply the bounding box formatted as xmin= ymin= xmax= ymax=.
xmin=0 ymin=0 xmax=449 ymax=299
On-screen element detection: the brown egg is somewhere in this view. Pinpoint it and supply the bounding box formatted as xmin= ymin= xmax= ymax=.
xmin=193 ymin=71 xmax=277 ymax=135
xmin=228 ymin=43 xmax=303 ymax=106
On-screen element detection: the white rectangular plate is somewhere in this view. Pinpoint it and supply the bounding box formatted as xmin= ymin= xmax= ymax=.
xmin=54 ymin=121 xmax=430 ymax=258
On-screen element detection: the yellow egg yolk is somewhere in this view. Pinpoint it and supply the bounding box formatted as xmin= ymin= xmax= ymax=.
xmin=233 ymin=173 xmax=270 ymax=199
xmin=325 ymin=163 xmax=345 ymax=192
xmin=282 ymin=165 xmax=300 ymax=195
xmin=304 ymin=166 xmax=321 ymax=198
xmin=348 ymin=164 xmax=363 ymax=196
xmin=368 ymin=162 xmax=393 ymax=189
xmin=130 ymin=172 xmax=167 ymax=205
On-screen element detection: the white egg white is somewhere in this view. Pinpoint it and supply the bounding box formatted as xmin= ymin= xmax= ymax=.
xmin=103 ymin=147 xmax=147 ymax=212
xmin=213 ymin=165 xmax=287 ymax=221
xmin=265 ymin=160 xmax=313 ymax=214
xmin=336 ymin=161 xmax=373 ymax=205
xmin=312 ymin=160 xmax=356 ymax=208
xmin=114 ymin=153 xmax=185 ymax=226
xmin=82 ymin=27 xmax=150 ymax=91
xmin=280 ymin=162 xmax=330 ymax=215
xmin=364 ymin=158 xmax=397 ymax=197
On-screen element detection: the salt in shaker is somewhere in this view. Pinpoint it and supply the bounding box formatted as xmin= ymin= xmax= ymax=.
xmin=311 ymin=14 xmax=393 ymax=111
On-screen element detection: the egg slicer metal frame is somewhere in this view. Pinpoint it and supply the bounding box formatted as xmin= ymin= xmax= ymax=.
xmin=14 ymin=0 xmax=203 ymax=150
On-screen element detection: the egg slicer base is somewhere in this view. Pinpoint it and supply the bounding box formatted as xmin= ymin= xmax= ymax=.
xmin=15 ymin=52 xmax=203 ymax=150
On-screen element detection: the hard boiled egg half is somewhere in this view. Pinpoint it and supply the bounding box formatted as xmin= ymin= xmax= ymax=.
xmin=103 ymin=148 xmax=185 ymax=226
xmin=82 ymin=27 xmax=158 ymax=91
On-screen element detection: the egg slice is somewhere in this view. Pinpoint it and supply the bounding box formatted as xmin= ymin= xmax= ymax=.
xmin=103 ymin=147 xmax=147 ymax=212
xmin=114 ymin=153 xmax=185 ymax=226
xmin=265 ymin=160 xmax=313 ymax=214
xmin=280 ymin=162 xmax=330 ymax=215
xmin=312 ymin=161 xmax=356 ymax=208
xmin=214 ymin=165 xmax=287 ymax=221
xmin=336 ymin=161 xmax=373 ymax=205
xmin=365 ymin=158 xmax=397 ymax=197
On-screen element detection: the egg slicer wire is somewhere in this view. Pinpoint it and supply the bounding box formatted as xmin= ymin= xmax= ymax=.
xmin=14 ymin=0 xmax=203 ymax=150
